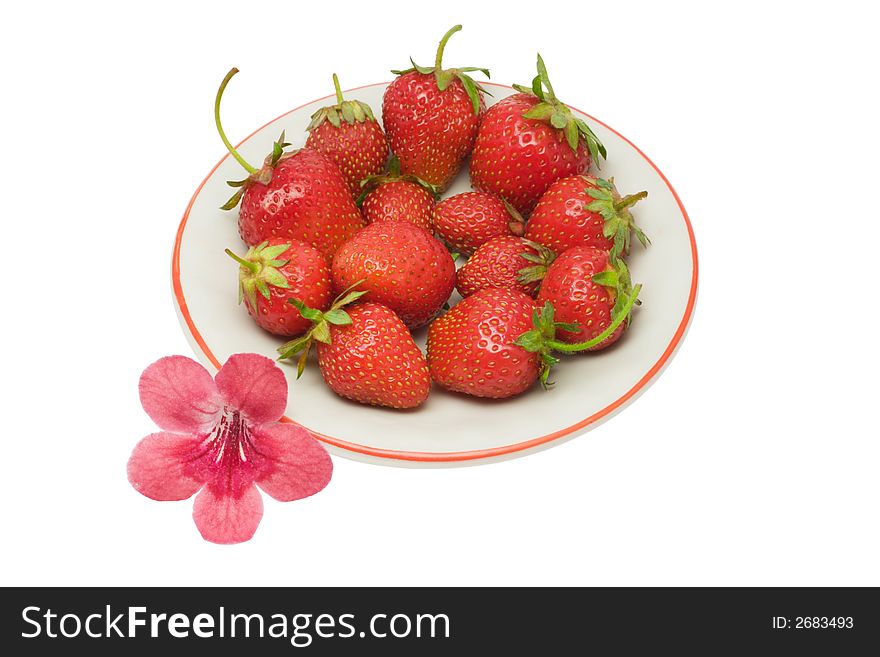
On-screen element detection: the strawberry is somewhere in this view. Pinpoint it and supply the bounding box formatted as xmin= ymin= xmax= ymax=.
xmin=305 ymin=73 xmax=389 ymax=196
xmin=432 ymin=192 xmax=525 ymax=256
xmin=383 ymin=25 xmax=489 ymax=191
xmin=428 ymin=281 xmax=643 ymax=398
xmin=278 ymin=292 xmax=430 ymax=410
xmin=225 ymin=237 xmax=331 ymax=337
xmin=426 ymin=288 xmax=540 ymax=399
xmin=526 ymin=176 xmax=649 ymax=259
xmin=535 ymin=246 xmax=639 ymax=351
xmin=469 ymin=54 xmax=606 ymax=215
xmin=456 ymin=236 xmax=555 ymax=298
xmin=512 ymin=286 xmax=641 ymax=384
xmin=357 ymin=157 xmax=438 ymax=231
xmin=214 ymin=68 xmax=363 ymax=260
xmin=331 ymin=221 xmax=455 ymax=329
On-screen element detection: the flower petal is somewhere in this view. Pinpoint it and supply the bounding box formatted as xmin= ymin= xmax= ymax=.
xmin=127 ymin=432 xmax=206 ymax=501
xmin=254 ymin=423 xmax=333 ymax=502
xmin=192 ymin=484 xmax=264 ymax=544
xmin=139 ymin=356 xmax=221 ymax=433
xmin=214 ymin=353 xmax=288 ymax=425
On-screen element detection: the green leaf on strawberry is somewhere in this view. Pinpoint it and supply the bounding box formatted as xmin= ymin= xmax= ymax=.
xmin=514 ymin=54 xmax=607 ymax=163
xmin=307 ymin=74 xmax=377 ymax=132
xmin=225 ymin=241 xmax=292 ymax=309
xmin=607 ymin=258 xmax=642 ymax=323
xmin=322 ymin=309 xmax=352 ymax=325
xmin=583 ymin=176 xmax=650 ymax=260
xmin=516 ymin=239 xmax=557 ymax=286
xmin=513 ymin=302 xmax=574 ymax=388
xmin=591 ymin=270 xmax=619 ymax=288
xmin=390 ymin=25 xmax=490 ymax=117
xmin=355 ymin=155 xmax=439 ymax=206
xmin=277 ymin=281 xmax=368 ymax=378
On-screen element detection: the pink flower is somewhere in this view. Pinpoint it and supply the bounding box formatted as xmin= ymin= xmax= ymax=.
xmin=127 ymin=353 xmax=332 ymax=544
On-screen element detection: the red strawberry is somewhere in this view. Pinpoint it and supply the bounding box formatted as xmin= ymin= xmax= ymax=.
xmin=225 ymin=237 xmax=331 ymax=337
xmin=382 ymin=25 xmax=489 ymax=191
xmin=357 ymin=157 xmax=438 ymax=232
xmin=526 ymin=176 xmax=649 ymax=259
xmin=214 ymin=68 xmax=364 ymax=260
xmin=331 ymin=222 xmax=455 ymax=328
xmin=432 ymin=192 xmax=525 ymax=256
xmin=456 ymin=236 xmax=555 ymax=298
xmin=536 ymin=246 xmax=639 ymax=351
xmin=278 ymin=293 xmax=430 ymax=409
xmin=426 ymin=288 xmax=540 ymax=399
xmin=305 ymin=73 xmax=389 ymax=196
xmin=428 ymin=281 xmax=643 ymax=397
xmin=470 ymin=55 xmax=606 ymax=215
xmin=512 ymin=286 xmax=641 ymax=384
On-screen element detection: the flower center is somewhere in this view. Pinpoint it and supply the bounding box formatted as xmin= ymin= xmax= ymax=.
xmin=208 ymin=407 xmax=254 ymax=466
xmin=189 ymin=406 xmax=264 ymax=498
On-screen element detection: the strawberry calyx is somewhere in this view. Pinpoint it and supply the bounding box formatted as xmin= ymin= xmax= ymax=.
xmin=501 ymin=198 xmax=526 ymax=236
xmin=277 ymin=281 xmax=368 ymax=378
xmin=514 ymin=262 xmax=643 ymax=386
xmin=221 ymin=131 xmax=292 ymax=210
xmin=513 ymin=303 xmax=581 ymax=388
xmin=307 ymin=73 xmax=378 ymax=132
xmin=584 ymin=177 xmax=650 ymax=259
xmin=215 ymin=68 xmax=294 ymax=210
xmin=516 ymin=239 xmax=557 ymax=286
xmin=512 ymin=54 xmax=607 ymax=164
xmin=590 ymin=257 xmax=641 ymax=322
xmin=390 ymin=24 xmax=491 ymax=116
xmin=356 ymin=155 xmax=439 ymax=206
xmin=225 ymin=241 xmax=292 ymax=309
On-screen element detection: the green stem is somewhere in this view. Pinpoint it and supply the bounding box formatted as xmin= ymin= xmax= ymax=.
xmin=224 ymin=248 xmax=259 ymax=273
xmin=547 ymin=284 xmax=642 ymax=352
xmin=614 ymin=191 xmax=648 ymax=212
xmin=330 ymin=277 xmax=368 ymax=308
xmin=332 ymin=73 xmax=344 ymax=104
xmin=435 ymin=25 xmax=462 ymax=70
xmin=215 ymin=68 xmax=257 ymax=174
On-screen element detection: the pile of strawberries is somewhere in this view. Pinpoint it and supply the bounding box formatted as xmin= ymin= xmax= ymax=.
xmin=218 ymin=26 xmax=650 ymax=410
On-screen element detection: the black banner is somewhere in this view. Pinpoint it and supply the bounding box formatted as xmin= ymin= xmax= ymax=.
xmin=1 ymin=587 xmax=876 ymax=653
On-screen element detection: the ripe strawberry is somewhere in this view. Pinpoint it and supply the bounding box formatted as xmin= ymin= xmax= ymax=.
xmin=536 ymin=246 xmax=640 ymax=351
xmin=305 ymin=73 xmax=389 ymax=196
xmin=526 ymin=176 xmax=649 ymax=259
xmin=214 ymin=69 xmax=363 ymax=260
xmin=469 ymin=55 xmax=606 ymax=215
xmin=427 ymin=288 xmax=540 ymax=399
xmin=456 ymin=236 xmax=555 ymax=298
xmin=278 ymin=292 xmax=430 ymax=409
xmin=357 ymin=157 xmax=438 ymax=231
xmin=225 ymin=238 xmax=331 ymax=337
xmin=428 ymin=282 xmax=643 ymax=397
xmin=432 ymin=192 xmax=525 ymax=256
xmin=383 ymin=25 xmax=489 ymax=191
xmin=512 ymin=288 xmax=641 ymax=384
xmin=331 ymin=222 xmax=455 ymax=328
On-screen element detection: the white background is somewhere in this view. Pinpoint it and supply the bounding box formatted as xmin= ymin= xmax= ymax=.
xmin=2 ymin=1 xmax=877 ymax=586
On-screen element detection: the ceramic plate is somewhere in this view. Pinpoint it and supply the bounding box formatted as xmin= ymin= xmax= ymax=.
xmin=172 ymin=81 xmax=698 ymax=467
